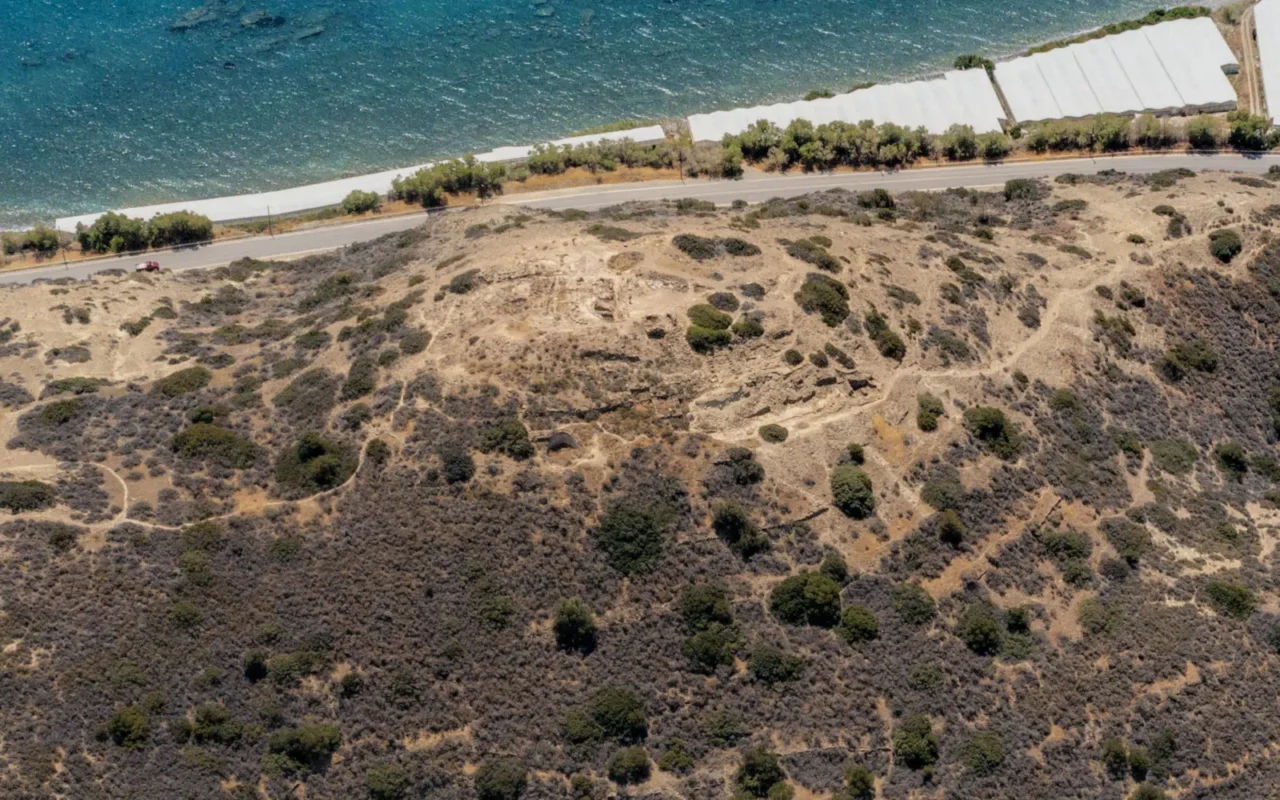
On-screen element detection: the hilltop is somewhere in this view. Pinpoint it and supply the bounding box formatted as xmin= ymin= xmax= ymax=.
xmin=2 ymin=168 xmax=1280 ymax=799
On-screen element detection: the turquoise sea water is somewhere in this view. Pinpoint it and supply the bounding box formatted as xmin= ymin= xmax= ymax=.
xmin=3 ymin=0 xmax=1164 ymax=227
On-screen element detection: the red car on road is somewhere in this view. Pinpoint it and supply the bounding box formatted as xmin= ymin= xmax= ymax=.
xmin=134 ymin=261 xmax=161 ymax=272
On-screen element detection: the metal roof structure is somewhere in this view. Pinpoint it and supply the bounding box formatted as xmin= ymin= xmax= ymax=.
xmin=1255 ymin=0 xmax=1280 ymax=124
xmin=995 ymin=17 xmax=1238 ymax=123
xmin=686 ymin=69 xmax=1006 ymax=142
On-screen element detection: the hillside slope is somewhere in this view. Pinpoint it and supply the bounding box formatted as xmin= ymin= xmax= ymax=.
xmin=2 ymin=169 xmax=1280 ymax=799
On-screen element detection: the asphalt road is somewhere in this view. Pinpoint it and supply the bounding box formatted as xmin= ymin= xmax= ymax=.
xmin=5 ymin=152 xmax=1278 ymax=285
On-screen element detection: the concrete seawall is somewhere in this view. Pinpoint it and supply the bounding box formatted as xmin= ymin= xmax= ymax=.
xmin=54 ymin=126 xmax=666 ymax=233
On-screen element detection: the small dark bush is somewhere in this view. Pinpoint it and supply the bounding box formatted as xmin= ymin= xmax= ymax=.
xmin=607 ymin=746 xmax=651 ymax=785
xmin=554 ymin=597 xmax=597 ymax=652
xmin=673 ymin=234 xmax=720 ymax=260
xmin=759 ymin=424 xmax=788 ymax=443
xmin=748 ymin=644 xmax=807 ymax=685
xmin=962 ymin=406 xmax=1022 ymax=460
xmin=1208 ymin=229 xmax=1243 ymax=263
xmin=837 ymin=605 xmax=879 ymax=644
xmin=795 ymin=273 xmax=851 ymax=326
xmin=687 ymin=304 xmax=733 ymax=330
xmin=171 ymin=424 xmax=259 ymax=468
xmin=478 ymin=417 xmax=535 ymax=460
xmin=275 ymin=432 xmax=357 ymax=495
xmin=917 ymin=393 xmax=944 ymax=431
xmin=1205 ymin=580 xmax=1254 ymax=619
xmin=474 ymin=758 xmax=527 ymax=800
xmin=712 ymin=502 xmax=768 ymax=558
xmin=769 ymin=571 xmax=841 ymax=627
xmin=830 ymin=464 xmax=874 ymax=518
xmin=964 ymin=732 xmax=1006 ymax=776
xmin=736 ymin=747 xmax=787 ymax=798
xmin=154 ymin=366 xmax=211 ymax=397
xmin=891 ymin=582 xmax=936 ymax=625
xmin=893 ymin=714 xmax=938 ymax=769
xmin=0 ymin=480 xmax=56 ymax=514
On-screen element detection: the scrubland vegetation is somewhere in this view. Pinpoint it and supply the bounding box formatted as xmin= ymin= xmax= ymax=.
xmin=3 ymin=169 xmax=1280 ymax=800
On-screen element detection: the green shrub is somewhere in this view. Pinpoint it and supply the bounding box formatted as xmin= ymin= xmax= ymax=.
xmin=438 ymin=443 xmax=475 ymax=484
xmin=769 ymin=571 xmax=841 ymax=627
xmin=937 ymin=509 xmax=966 ymax=547
xmin=891 ymin=582 xmax=936 ymax=625
xmin=712 ymin=501 xmax=768 ymax=558
xmin=146 ymin=211 xmax=214 ymax=247
xmin=656 ymin=740 xmax=696 ymax=773
xmin=783 ymin=349 xmax=803 ymax=366
xmin=1150 ymin=439 xmax=1198 ymax=474
xmin=590 ymin=687 xmax=648 ymax=743
xmin=607 ymin=746 xmax=651 ymax=784
xmin=182 ymin=702 xmax=244 ymax=746
xmin=921 ymin=466 xmax=965 ymax=510
xmin=673 ymin=234 xmax=720 ymax=260
xmin=759 ymin=424 xmax=788 ymax=443
xmin=917 ymin=393 xmax=944 ymax=431
xmin=77 ymin=212 xmax=148 ymax=253
xmin=893 ymin=714 xmax=938 ymax=769
xmin=399 ymin=329 xmax=431 ymax=354
xmin=1129 ymin=784 xmax=1167 ymax=800
xmin=1213 ymin=440 xmax=1249 ymax=478
xmin=1160 ymin=339 xmax=1218 ymax=381
xmin=1205 ymin=580 xmax=1254 ymax=618
xmin=553 ymin=597 xmax=597 ymax=652
xmin=1208 ymin=229 xmax=1243 ymax=263
xmin=341 ymin=190 xmax=382 ymax=215
xmin=962 ymin=406 xmax=1022 ymax=460
xmin=366 ymin=763 xmax=409 ymax=800
xmin=587 ymin=223 xmax=641 ymax=242
xmin=687 ymin=304 xmax=732 ymax=330
xmin=154 ymin=366 xmax=212 ymax=397
xmin=266 ymin=723 xmax=341 ymax=775
xmin=830 ymin=464 xmax=874 ymax=518
xmin=0 ymin=480 xmax=56 ymax=514
xmin=837 ymin=605 xmax=879 ymax=644
xmin=474 ymin=757 xmax=527 ymax=800
xmin=786 ymin=238 xmax=841 ymax=273
xmin=42 ymin=377 xmax=107 ymax=396
xmin=732 ymin=316 xmax=765 ymax=338
xmin=820 ymin=553 xmax=849 ymax=585
xmin=683 ymin=622 xmax=740 ymax=673
xmin=794 ymin=273 xmax=851 ymax=326
xmin=722 ymin=237 xmax=762 ymax=256
xmin=275 ymin=432 xmax=357 ymax=494
xmin=120 ymin=317 xmax=152 ymax=337
xmin=106 ymin=706 xmax=149 ymax=749
xmin=340 ymin=357 xmax=378 ymax=400
xmin=748 ymin=644 xmax=807 ymax=685
xmin=392 ymin=157 xmax=506 ymax=207
xmin=864 ymin=307 xmax=905 ymax=360
xmin=736 ymin=747 xmax=787 ymax=798
xmin=964 ymin=732 xmax=1005 ymax=776
xmin=1004 ymin=178 xmax=1040 ymax=201
xmin=687 ymin=325 xmax=733 ymax=353
xmin=478 ymin=417 xmax=534 ymax=460
xmin=956 ymin=603 xmax=1003 ymax=655
xmin=594 ymin=499 xmax=672 ymax=574
xmin=171 ymin=423 xmax=259 ymax=468
xmin=840 ymin=764 xmax=875 ymax=799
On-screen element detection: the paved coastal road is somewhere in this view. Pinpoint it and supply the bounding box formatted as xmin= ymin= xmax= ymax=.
xmin=5 ymin=152 xmax=1278 ymax=285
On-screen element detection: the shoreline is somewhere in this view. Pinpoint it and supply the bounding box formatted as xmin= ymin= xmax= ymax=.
xmin=8 ymin=2 xmax=1243 ymax=234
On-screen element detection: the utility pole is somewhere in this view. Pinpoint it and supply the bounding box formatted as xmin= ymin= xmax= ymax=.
xmin=266 ymin=206 xmax=275 ymax=237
